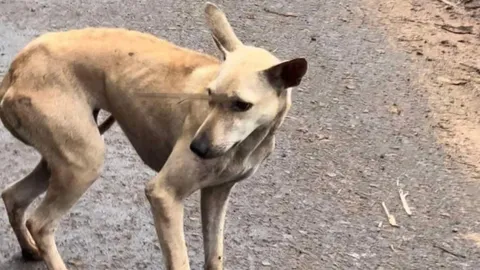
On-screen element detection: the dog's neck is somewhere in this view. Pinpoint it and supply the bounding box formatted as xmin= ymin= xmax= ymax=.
xmin=233 ymin=95 xmax=290 ymax=160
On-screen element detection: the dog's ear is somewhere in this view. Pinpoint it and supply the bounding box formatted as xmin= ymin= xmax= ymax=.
xmin=205 ymin=2 xmax=243 ymax=54
xmin=211 ymin=34 xmax=228 ymax=60
xmin=262 ymin=58 xmax=308 ymax=91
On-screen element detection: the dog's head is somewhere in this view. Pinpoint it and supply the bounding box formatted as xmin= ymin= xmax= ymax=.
xmin=190 ymin=2 xmax=308 ymax=159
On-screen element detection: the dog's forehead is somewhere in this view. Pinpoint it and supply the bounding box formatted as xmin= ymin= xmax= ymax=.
xmin=228 ymin=46 xmax=280 ymax=70
xmin=212 ymin=46 xmax=280 ymax=100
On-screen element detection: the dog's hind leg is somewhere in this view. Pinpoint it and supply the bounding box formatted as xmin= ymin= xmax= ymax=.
xmin=201 ymin=182 xmax=235 ymax=270
xmin=25 ymin=131 xmax=104 ymax=270
xmin=1 ymin=87 xmax=105 ymax=270
xmin=26 ymin=155 xmax=103 ymax=270
xmin=1 ymin=159 xmax=50 ymax=261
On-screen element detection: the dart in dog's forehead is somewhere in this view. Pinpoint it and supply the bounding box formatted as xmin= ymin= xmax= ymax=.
xmin=136 ymin=92 xmax=233 ymax=102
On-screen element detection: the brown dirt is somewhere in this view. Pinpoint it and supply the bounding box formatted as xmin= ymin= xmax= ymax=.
xmin=363 ymin=0 xmax=480 ymax=249
xmin=362 ymin=0 xmax=480 ymax=177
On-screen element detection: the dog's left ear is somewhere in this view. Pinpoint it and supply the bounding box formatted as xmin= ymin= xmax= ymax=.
xmin=205 ymin=2 xmax=243 ymax=58
xmin=211 ymin=34 xmax=228 ymax=60
xmin=262 ymin=58 xmax=308 ymax=91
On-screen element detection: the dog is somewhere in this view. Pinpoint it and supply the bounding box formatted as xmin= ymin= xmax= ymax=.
xmin=0 ymin=2 xmax=307 ymax=269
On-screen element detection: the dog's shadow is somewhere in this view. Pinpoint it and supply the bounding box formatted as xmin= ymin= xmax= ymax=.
xmin=0 ymin=254 xmax=46 ymax=270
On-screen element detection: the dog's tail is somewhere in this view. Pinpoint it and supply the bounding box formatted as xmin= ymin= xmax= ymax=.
xmin=98 ymin=115 xmax=116 ymax=134
xmin=93 ymin=109 xmax=116 ymax=135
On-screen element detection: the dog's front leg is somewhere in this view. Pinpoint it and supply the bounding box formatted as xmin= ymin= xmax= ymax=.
xmin=201 ymin=182 xmax=235 ymax=270
xmin=145 ymin=175 xmax=191 ymax=270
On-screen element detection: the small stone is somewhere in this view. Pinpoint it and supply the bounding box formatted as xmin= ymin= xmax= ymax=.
xmin=262 ymin=260 xmax=272 ymax=266
xmin=326 ymin=172 xmax=337 ymax=178
xmin=67 ymin=259 xmax=83 ymax=266
xmin=297 ymin=127 xmax=308 ymax=133
xmin=316 ymin=134 xmax=329 ymax=140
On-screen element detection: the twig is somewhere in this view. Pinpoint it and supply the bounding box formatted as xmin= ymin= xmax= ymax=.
xmin=465 ymin=4 xmax=480 ymax=10
xmin=433 ymin=243 xmax=467 ymax=258
xmin=438 ymin=0 xmax=457 ymax=7
xmin=460 ymin=63 xmax=480 ymax=75
xmin=399 ymin=189 xmax=412 ymax=216
xmin=288 ymin=243 xmax=315 ymax=257
xmin=436 ymin=23 xmax=474 ymax=34
xmin=263 ymin=7 xmax=299 ymax=17
xmin=437 ymin=76 xmax=469 ymax=85
xmin=381 ymin=202 xmax=399 ymax=227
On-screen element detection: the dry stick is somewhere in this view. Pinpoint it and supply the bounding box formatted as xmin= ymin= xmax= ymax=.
xmin=465 ymin=4 xmax=480 ymax=10
xmin=399 ymin=189 xmax=412 ymax=216
xmin=433 ymin=243 xmax=467 ymax=258
xmin=438 ymin=0 xmax=458 ymax=7
xmin=437 ymin=24 xmax=474 ymax=34
xmin=288 ymin=243 xmax=315 ymax=257
xmin=381 ymin=202 xmax=399 ymax=227
xmin=460 ymin=63 xmax=480 ymax=75
xmin=263 ymin=7 xmax=299 ymax=17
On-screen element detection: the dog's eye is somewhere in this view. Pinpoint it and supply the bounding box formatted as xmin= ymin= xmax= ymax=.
xmin=231 ymin=100 xmax=252 ymax=112
xmin=206 ymin=88 xmax=212 ymax=95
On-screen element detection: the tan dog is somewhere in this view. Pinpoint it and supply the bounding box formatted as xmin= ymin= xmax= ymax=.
xmin=0 ymin=2 xmax=307 ymax=270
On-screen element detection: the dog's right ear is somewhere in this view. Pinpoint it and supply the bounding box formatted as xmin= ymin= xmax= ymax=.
xmin=262 ymin=58 xmax=308 ymax=92
xmin=205 ymin=2 xmax=243 ymax=58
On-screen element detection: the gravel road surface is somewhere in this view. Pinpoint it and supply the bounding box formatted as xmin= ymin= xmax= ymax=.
xmin=1 ymin=0 xmax=479 ymax=269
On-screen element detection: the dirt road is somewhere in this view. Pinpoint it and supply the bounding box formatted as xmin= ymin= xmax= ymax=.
xmin=1 ymin=0 xmax=480 ymax=269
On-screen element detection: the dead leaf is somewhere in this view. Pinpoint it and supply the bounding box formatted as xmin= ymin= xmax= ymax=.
xmin=389 ymin=103 xmax=402 ymax=115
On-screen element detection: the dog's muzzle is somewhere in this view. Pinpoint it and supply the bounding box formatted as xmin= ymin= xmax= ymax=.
xmin=190 ymin=133 xmax=213 ymax=159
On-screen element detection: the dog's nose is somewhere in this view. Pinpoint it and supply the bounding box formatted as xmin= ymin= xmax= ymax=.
xmin=190 ymin=137 xmax=210 ymax=158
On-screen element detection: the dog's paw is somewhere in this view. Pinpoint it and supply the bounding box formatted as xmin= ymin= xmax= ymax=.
xmin=21 ymin=248 xmax=42 ymax=261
